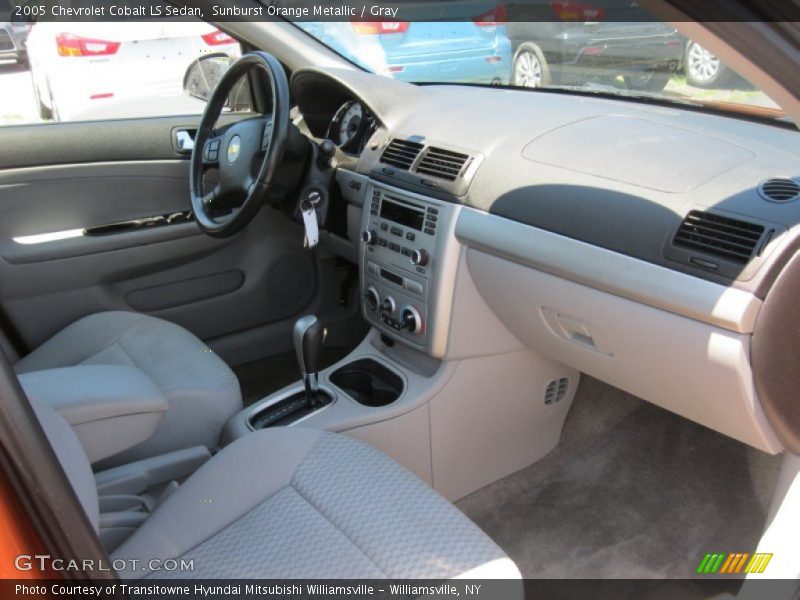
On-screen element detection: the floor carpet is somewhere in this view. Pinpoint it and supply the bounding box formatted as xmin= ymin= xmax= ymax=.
xmin=457 ymin=376 xmax=780 ymax=580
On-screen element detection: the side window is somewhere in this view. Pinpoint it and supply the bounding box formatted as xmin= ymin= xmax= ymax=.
xmin=0 ymin=17 xmax=246 ymax=126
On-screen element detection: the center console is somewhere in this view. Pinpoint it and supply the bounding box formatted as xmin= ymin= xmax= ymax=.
xmin=359 ymin=181 xmax=461 ymax=358
xmin=223 ymin=173 xmax=577 ymax=504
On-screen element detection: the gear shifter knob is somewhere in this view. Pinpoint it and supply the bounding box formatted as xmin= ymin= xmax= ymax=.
xmin=293 ymin=315 xmax=326 ymax=406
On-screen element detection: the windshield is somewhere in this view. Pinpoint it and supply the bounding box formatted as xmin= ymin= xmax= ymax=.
xmin=295 ymin=11 xmax=784 ymax=122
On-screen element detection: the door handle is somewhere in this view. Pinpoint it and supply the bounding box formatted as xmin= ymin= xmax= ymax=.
xmin=173 ymin=129 xmax=196 ymax=154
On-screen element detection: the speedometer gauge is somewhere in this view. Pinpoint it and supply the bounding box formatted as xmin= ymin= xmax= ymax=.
xmin=327 ymin=100 xmax=374 ymax=152
xmin=332 ymin=101 xmax=366 ymax=150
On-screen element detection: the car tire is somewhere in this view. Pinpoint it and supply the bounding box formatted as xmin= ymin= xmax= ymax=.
xmin=512 ymin=44 xmax=550 ymax=89
xmin=684 ymin=41 xmax=731 ymax=88
xmin=624 ymin=69 xmax=671 ymax=92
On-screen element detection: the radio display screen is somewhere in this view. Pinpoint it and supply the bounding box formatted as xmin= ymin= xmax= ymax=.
xmin=380 ymin=199 xmax=424 ymax=231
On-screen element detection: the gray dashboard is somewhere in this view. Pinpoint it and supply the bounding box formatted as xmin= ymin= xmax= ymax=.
xmin=290 ymin=67 xmax=800 ymax=295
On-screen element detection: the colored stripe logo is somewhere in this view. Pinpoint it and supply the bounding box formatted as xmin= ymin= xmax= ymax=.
xmin=696 ymin=552 xmax=773 ymax=574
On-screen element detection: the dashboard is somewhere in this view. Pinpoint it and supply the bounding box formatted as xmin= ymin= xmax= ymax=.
xmin=293 ymin=67 xmax=800 ymax=295
xmin=290 ymin=66 xmax=800 ymax=455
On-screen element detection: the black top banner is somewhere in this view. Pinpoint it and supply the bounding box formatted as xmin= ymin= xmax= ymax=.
xmin=1 ymin=0 xmax=799 ymax=22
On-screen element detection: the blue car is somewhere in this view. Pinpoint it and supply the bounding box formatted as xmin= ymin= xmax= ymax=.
xmin=298 ymin=4 xmax=511 ymax=85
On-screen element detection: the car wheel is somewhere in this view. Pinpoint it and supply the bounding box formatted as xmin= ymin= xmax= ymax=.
xmin=684 ymin=42 xmax=731 ymax=88
xmin=624 ymin=69 xmax=671 ymax=92
xmin=513 ymin=44 xmax=550 ymax=89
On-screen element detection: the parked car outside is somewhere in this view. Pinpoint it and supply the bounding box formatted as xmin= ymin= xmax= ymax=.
xmin=297 ymin=3 xmax=512 ymax=84
xmin=25 ymin=21 xmax=241 ymax=121
xmin=0 ymin=21 xmax=32 ymax=66
xmin=506 ymin=1 xmax=684 ymax=91
xmin=682 ymin=39 xmax=732 ymax=88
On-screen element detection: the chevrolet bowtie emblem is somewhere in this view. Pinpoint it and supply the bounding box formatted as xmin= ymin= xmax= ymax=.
xmin=227 ymin=135 xmax=241 ymax=163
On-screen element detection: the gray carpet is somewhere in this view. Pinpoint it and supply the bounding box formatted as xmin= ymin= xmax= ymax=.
xmin=457 ymin=376 xmax=781 ymax=579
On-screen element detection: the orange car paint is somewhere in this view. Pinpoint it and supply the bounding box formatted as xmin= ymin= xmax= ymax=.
xmin=0 ymin=468 xmax=54 ymax=580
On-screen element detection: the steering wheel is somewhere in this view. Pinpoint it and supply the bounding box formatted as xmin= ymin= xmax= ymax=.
xmin=190 ymin=51 xmax=290 ymax=238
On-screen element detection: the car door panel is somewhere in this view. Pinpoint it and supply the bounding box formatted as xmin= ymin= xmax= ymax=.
xmin=0 ymin=119 xmax=318 ymax=360
xmin=0 ymin=161 xmax=199 ymax=264
xmin=0 ymin=118 xmax=197 ymax=169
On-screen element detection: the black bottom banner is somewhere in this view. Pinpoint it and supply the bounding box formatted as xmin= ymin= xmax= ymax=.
xmin=2 ymin=579 xmax=799 ymax=600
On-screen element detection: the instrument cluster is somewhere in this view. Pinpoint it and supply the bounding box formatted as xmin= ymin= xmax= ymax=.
xmin=326 ymin=100 xmax=376 ymax=154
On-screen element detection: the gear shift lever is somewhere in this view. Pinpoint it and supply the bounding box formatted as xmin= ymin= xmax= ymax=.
xmin=293 ymin=315 xmax=326 ymax=407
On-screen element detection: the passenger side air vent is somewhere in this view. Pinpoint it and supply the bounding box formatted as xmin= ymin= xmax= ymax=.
xmin=673 ymin=210 xmax=764 ymax=264
xmin=759 ymin=178 xmax=800 ymax=203
xmin=544 ymin=378 xmax=570 ymax=405
xmin=380 ymin=139 xmax=423 ymax=171
xmin=415 ymin=147 xmax=470 ymax=181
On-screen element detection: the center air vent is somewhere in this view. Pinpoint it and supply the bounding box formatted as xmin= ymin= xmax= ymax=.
xmin=415 ymin=147 xmax=470 ymax=181
xmin=380 ymin=139 xmax=423 ymax=171
xmin=759 ymin=178 xmax=800 ymax=203
xmin=674 ymin=210 xmax=764 ymax=264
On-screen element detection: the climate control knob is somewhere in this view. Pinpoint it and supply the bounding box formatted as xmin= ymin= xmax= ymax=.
xmin=364 ymin=286 xmax=380 ymax=312
xmin=361 ymin=229 xmax=377 ymax=245
xmin=380 ymin=296 xmax=396 ymax=315
xmin=410 ymin=248 xmax=429 ymax=266
xmin=400 ymin=305 xmax=422 ymax=334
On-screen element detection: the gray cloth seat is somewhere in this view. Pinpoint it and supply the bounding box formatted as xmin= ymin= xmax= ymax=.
xmin=15 ymin=311 xmax=242 ymax=468
xmin=33 ymin=399 xmax=521 ymax=580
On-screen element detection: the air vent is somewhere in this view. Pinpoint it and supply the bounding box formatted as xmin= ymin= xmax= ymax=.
xmin=380 ymin=139 xmax=423 ymax=171
xmin=674 ymin=210 xmax=764 ymax=264
xmin=544 ymin=378 xmax=570 ymax=405
xmin=759 ymin=178 xmax=800 ymax=203
xmin=415 ymin=147 xmax=470 ymax=181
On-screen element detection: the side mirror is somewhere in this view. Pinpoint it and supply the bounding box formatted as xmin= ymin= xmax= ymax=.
xmin=183 ymin=54 xmax=253 ymax=112
xmin=183 ymin=54 xmax=233 ymax=102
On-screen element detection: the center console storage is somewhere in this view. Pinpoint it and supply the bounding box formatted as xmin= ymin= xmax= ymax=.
xmin=330 ymin=358 xmax=403 ymax=407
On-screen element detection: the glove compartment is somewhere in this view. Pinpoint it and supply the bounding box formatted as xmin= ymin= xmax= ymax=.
xmin=466 ymin=247 xmax=781 ymax=453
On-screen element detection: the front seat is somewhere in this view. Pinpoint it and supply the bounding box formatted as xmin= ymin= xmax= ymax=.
xmin=33 ymin=399 xmax=521 ymax=580
xmin=14 ymin=311 xmax=242 ymax=467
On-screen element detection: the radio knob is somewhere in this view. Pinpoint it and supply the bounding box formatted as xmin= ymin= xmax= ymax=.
xmin=380 ymin=296 xmax=396 ymax=315
xmin=364 ymin=287 xmax=380 ymax=312
xmin=361 ymin=229 xmax=377 ymax=245
xmin=400 ymin=305 xmax=422 ymax=334
xmin=410 ymin=248 xmax=429 ymax=266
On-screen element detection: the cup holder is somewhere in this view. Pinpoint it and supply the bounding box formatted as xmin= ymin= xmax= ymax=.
xmin=330 ymin=359 xmax=403 ymax=407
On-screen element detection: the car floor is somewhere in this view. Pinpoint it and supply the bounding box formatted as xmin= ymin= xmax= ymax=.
xmin=457 ymin=375 xmax=781 ymax=580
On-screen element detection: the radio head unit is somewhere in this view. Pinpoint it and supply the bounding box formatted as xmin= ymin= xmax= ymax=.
xmin=379 ymin=197 xmax=425 ymax=231
xmin=359 ymin=183 xmax=460 ymax=358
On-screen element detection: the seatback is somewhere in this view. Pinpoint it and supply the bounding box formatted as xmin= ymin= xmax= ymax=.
xmin=29 ymin=399 xmax=100 ymax=532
